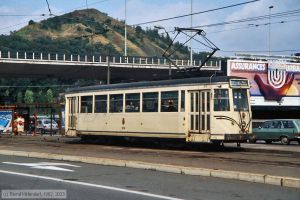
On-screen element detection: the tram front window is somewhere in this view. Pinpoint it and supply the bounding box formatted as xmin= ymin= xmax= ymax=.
xmin=214 ymin=89 xmax=229 ymax=111
xmin=233 ymin=89 xmax=249 ymax=111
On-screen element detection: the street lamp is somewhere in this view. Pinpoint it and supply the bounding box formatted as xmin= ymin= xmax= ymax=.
xmin=124 ymin=0 xmax=127 ymax=57
xmin=190 ymin=0 xmax=193 ymax=66
xmin=268 ymin=5 xmax=274 ymax=57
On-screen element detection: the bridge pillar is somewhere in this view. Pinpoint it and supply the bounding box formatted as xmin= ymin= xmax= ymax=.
xmin=169 ymin=63 xmax=172 ymax=79
xmin=107 ymin=56 xmax=110 ymax=85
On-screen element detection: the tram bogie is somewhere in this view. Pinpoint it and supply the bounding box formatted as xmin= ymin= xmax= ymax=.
xmin=65 ymin=76 xmax=252 ymax=144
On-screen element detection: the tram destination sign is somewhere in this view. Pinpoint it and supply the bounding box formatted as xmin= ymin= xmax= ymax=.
xmin=229 ymin=79 xmax=249 ymax=88
xmin=227 ymin=59 xmax=300 ymax=106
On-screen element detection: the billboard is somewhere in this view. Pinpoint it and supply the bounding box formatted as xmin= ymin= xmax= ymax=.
xmin=227 ymin=60 xmax=300 ymax=106
xmin=0 ymin=110 xmax=13 ymax=133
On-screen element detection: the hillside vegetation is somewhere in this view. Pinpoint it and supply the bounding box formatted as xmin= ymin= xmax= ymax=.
xmin=1 ymin=9 xmax=192 ymax=58
xmin=0 ymin=9 xmax=217 ymax=106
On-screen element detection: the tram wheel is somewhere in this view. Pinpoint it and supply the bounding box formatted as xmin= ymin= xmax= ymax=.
xmin=265 ymin=140 xmax=272 ymax=144
xmin=248 ymin=138 xmax=256 ymax=143
xmin=212 ymin=141 xmax=224 ymax=147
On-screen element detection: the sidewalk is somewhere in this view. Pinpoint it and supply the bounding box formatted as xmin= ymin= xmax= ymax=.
xmin=0 ymin=135 xmax=300 ymax=188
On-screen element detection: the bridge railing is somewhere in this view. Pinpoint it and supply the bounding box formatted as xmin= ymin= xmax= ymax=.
xmin=0 ymin=50 xmax=222 ymax=70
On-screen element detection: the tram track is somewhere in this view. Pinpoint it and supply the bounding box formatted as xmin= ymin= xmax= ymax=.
xmin=1 ymin=135 xmax=299 ymax=171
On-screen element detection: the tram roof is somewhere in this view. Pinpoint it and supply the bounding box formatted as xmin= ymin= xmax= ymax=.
xmin=66 ymin=76 xmax=247 ymax=94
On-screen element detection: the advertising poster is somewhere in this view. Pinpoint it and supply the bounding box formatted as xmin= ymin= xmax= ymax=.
xmin=0 ymin=110 xmax=13 ymax=133
xmin=227 ymin=60 xmax=300 ymax=106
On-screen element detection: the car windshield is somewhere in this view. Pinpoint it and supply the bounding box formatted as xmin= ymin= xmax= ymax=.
xmin=295 ymin=120 xmax=300 ymax=128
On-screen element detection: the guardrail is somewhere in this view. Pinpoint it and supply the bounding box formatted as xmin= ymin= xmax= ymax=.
xmin=0 ymin=50 xmax=222 ymax=70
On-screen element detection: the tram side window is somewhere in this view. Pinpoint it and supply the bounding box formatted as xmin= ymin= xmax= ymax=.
xmin=142 ymin=92 xmax=158 ymax=112
xmin=109 ymin=94 xmax=123 ymax=113
xmin=125 ymin=93 xmax=140 ymax=112
xmin=81 ymin=96 xmax=93 ymax=113
xmin=95 ymin=95 xmax=107 ymax=113
xmin=181 ymin=90 xmax=185 ymax=112
xmin=233 ymin=89 xmax=249 ymax=111
xmin=161 ymin=91 xmax=178 ymax=112
xmin=214 ymin=89 xmax=229 ymax=111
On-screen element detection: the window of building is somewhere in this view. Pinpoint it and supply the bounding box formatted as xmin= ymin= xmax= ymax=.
xmin=109 ymin=94 xmax=123 ymax=113
xmin=161 ymin=91 xmax=178 ymax=112
xmin=94 ymin=95 xmax=107 ymax=113
xmin=81 ymin=96 xmax=93 ymax=113
xmin=142 ymin=92 xmax=158 ymax=112
xmin=125 ymin=93 xmax=140 ymax=112
xmin=214 ymin=89 xmax=229 ymax=111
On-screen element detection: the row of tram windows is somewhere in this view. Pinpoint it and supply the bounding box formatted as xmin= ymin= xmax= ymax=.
xmin=79 ymin=88 xmax=249 ymax=114
xmin=80 ymin=91 xmax=185 ymax=114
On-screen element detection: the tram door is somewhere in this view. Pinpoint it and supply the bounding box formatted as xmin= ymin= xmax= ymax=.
xmin=189 ymin=91 xmax=211 ymax=133
xmin=67 ymin=97 xmax=77 ymax=133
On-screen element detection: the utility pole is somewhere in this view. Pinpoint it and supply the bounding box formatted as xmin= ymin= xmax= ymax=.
xmin=190 ymin=0 xmax=193 ymax=66
xmin=268 ymin=5 xmax=273 ymax=57
xmin=124 ymin=0 xmax=128 ymax=57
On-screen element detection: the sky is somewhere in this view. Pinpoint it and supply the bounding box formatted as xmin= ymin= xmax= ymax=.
xmin=0 ymin=0 xmax=299 ymax=57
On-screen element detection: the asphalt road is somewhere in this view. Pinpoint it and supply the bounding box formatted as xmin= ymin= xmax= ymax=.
xmin=0 ymin=155 xmax=299 ymax=200
xmin=1 ymin=135 xmax=300 ymax=179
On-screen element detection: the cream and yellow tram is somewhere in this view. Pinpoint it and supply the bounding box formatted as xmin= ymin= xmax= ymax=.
xmin=65 ymin=76 xmax=252 ymax=144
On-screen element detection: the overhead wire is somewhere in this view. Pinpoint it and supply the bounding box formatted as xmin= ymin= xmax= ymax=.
xmin=0 ymin=0 xmax=111 ymax=32
xmin=131 ymin=0 xmax=260 ymax=26
xmin=0 ymin=14 xmax=46 ymax=17
xmin=206 ymin=18 xmax=300 ymax=34
xmin=192 ymin=9 xmax=300 ymax=28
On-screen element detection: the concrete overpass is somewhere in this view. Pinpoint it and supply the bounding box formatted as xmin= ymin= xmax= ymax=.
xmin=0 ymin=50 xmax=222 ymax=82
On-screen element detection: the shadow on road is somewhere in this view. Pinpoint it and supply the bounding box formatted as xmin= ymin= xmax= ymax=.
xmin=65 ymin=136 xmax=244 ymax=153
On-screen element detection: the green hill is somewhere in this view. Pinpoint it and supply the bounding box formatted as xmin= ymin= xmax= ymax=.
xmin=0 ymin=9 xmax=190 ymax=58
xmin=0 ymin=9 xmax=219 ymax=106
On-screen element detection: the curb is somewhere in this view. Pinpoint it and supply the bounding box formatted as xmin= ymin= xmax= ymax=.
xmin=0 ymin=150 xmax=299 ymax=189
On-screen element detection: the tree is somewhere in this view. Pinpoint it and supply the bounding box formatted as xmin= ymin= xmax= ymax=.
xmin=28 ymin=20 xmax=35 ymax=26
xmin=46 ymin=89 xmax=54 ymax=103
xmin=17 ymin=91 xmax=23 ymax=103
xmin=24 ymin=89 xmax=34 ymax=104
xmin=4 ymin=89 xmax=9 ymax=97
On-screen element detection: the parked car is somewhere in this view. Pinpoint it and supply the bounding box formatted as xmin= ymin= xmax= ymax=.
xmin=37 ymin=118 xmax=58 ymax=134
xmin=251 ymin=119 xmax=300 ymax=145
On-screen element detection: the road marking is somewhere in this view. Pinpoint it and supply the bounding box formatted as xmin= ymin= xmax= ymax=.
xmin=0 ymin=169 xmax=183 ymax=200
xmin=2 ymin=162 xmax=80 ymax=172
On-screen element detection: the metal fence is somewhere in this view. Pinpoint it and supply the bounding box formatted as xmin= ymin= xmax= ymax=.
xmin=0 ymin=50 xmax=222 ymax=70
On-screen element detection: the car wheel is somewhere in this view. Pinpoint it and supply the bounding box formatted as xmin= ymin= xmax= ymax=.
xmin=265 ymin=140 xmax=272 ymax=144
xmin=280 ymin=136 xmax=290 ymax=145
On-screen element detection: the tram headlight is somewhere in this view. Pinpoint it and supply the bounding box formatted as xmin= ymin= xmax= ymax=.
xmin=242 ymin=112 xmax=246 ymax=119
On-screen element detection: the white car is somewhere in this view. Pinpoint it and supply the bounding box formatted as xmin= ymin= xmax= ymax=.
xmin=37 ymin=119 xmax=58 ymax=134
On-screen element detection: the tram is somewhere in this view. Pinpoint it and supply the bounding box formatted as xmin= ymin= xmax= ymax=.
xmin=64 ymin=76 xmax=252 ymax=144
